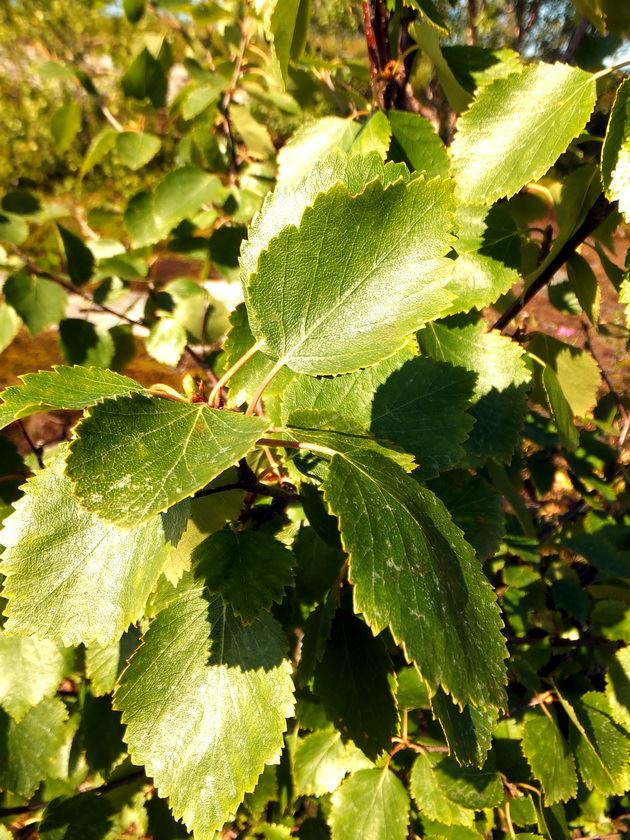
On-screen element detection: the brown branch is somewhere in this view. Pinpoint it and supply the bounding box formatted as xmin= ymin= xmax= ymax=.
xmin=362 ymin=0 xmax=383 ymax=107
xmin=13 ymin=251 xmax=219 ymax=385
xmin=0 ymin=771 xmax=145 ymax=819
xmin=581 ymin=321 xmax=630 ymax=446
xmin=492 ymin=194 xmax=615 ymax=332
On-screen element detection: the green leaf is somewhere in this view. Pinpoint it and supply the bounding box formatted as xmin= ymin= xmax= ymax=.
xmin=0 ymin=365 xmax=144 ymax=431
xmin=0 ymin=211 xmax=28 ymax=245
xmin=248 ymin=177 xmax=455 ymax=375
xmin=0 ymin=302 xmax=21 ymax=355
xmin=276 ymin=118 xmax=360 ymax=186
xmin=3 ymin=273 xmax=67 ymax=335
xmin=114 ymin=587 xmax=294 ymax=839
xmin=59 ymin=319 xmax=115 ymax=368
xmin=329 ymin=767 xmax=409 ymax=840
xmin=397 ymin=667 xmax=430 ymax=710
xmin=146 ymin=318 xmax=188 ymax=367
xmin=230 ymin=106 xmax=276 ymax=159
xmin=521 ymin=711 xmax=577 ymax=804
xmin=601 ymin=77 xmax=630 ymax=220
xmin=313 ymin=610 xmax=398 ymax=760
xmin=0 ymin=447 xmax=169 ymax=645
xmin=116 ymin=131 xmax=161 ymax=170
xmin=281 ymin=347 xmax=414 ymax=431
xmin=528 ymin=334 xmax=600 ymax=417
xmin=123 ymin=0 xmax=145 ymax=23
xmin=66 ymin=395 xmax=267 ymax=526
xmin=431 ymin=688 xmax=496 ymax=767
xmin=443 ymin=45 xmax=523 ymax=92
xmin=51 ymin=102 xmax=82 ymax=153
xmin=542 ymin=365 xmax=579 ymax=451
xmin=451 ymin=63 xmax=597 ymax=205
xmin=153 ymin=167 xmax=221 ymax=232
xmin=193 ymin=527 xmax=295 ymax=622
xmin=606 ymin=647 xmax=630 ymax=730
xmin=351 ymin=112 xmax=392 ymax=159
xmin=293 ymin=729 xmax=372 ymax=796
xmin=181 ymin=83 xmax=222 ymax=120
xmin=567 ymin=253 xmax=600 ymax=325
xmin=80 ymin=127 xmax=117 ymax=178
xmin=0 ymin=634 xmax=69 ymax=721
xmin=122 ymin=48 xmax=167 ymax=107
xmin=273 ymin=0 xmax=310 ymax=80
xmin=323 ymin=448 xmax=507 ymax=709
xmin=388 ymin=110 xmax=449 ymax=177
xmin=85 ymin=629 xmax=141 ymax=697
xmin=241 ymin=152 xmax=410 ymax=305
xmin=556 ymin=688 xmax=630 ymax=796
xmin=428 ymin=472 xmax=504 ymax=559
xmin=413 ymin=20 xmax=471 ymax=113
xmin=57 ymin=225 xmax=94 ymax=286
xmin=411 ymin=752 xmax=491 ymax=826
xmin=0 ymin=698 xmax=68 ymax=797
xmin=282 ymin=349 xmax=474 ymax=477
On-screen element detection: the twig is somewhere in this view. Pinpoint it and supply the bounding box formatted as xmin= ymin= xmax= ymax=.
xmin=581 ymin=321 xmax=630 ymax=446
xmin=492 ymin=194 xmax=615 ymax=332
xmin=0 ymin=771 xmax=145 ymax=819
xmin=17 ymin=420 xmax=44 ymax=469
xmin=13 ymin=250 xmax=219 ymax=384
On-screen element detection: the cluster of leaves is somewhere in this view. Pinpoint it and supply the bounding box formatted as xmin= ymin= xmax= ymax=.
xmin=1 ymin=0 xmax=630 ymax=839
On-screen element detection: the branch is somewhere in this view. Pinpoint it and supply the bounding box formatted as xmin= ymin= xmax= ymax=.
xmin=492 ymin=194 xmax=615 ymax=332
xmin=0 ymin=771 xmax=145 ymax=819
xmin=12 ymin=251 xmax=219 ymax=384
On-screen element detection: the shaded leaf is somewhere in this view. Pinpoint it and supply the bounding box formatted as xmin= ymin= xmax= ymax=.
xmin=313 ymin=610 xmax=398 ymax=759
xmin=193 ymin=527 xmax=295 ymax=622
xmin=122 ymin=48 xmax=167 ymax=107
xmin=431 ymin=688 xmax=496 ymax=767
xmin=58 ymin=225 xmax=94 ymax=286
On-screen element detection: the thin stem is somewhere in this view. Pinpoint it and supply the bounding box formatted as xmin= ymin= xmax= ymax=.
xmin=581 ymin=321 xmax=630 ymax=446
xmin=100 ymin=104 xmax=124 ymax=132
xmin=13 ymin=249 xmax=220 ymax=384
xmin=208 ymin=340 xmax=264 ymax=406
xmin=256 ymin=437 xmax=336 ymax=459
xmin=18 ymin=420 xmax=44 ymax=469
xmin=246 ymin=358 xmax=285 ymax=415
xmin=594 ymin=57 xmax=630 ymax=79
